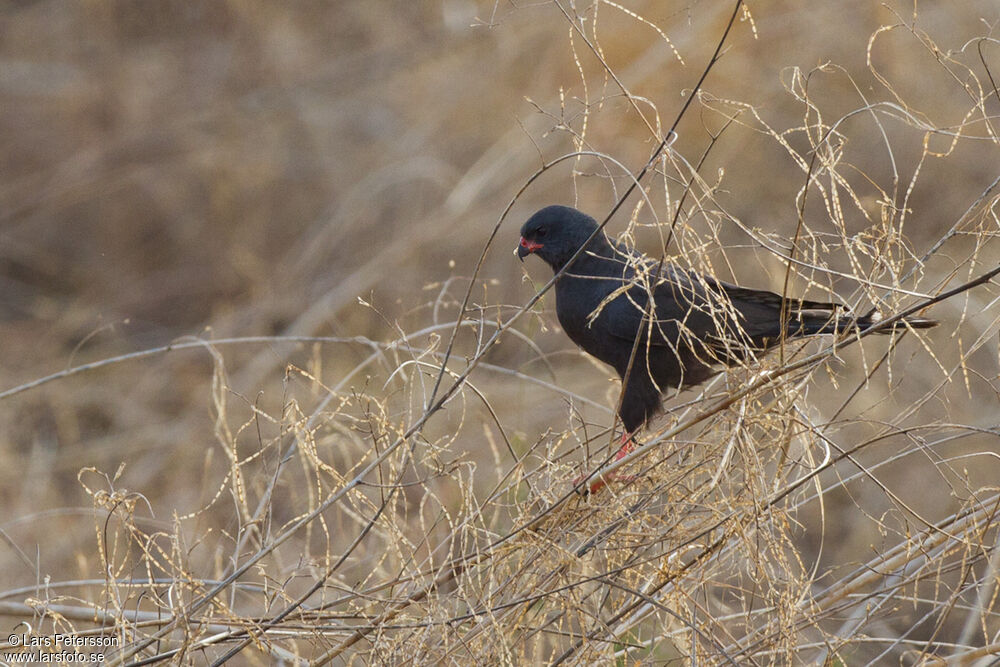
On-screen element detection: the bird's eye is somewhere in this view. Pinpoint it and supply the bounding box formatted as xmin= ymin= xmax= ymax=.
xmin=537 ymin=228 xmax=547 ymax=238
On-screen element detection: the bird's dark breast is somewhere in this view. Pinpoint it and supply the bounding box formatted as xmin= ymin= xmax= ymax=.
xmin=554 ymin=276 xmax=666 ymax=378
xmin=555 ymin=294 xmax=617 ymax=366
xmin=553 ymin=276 xmax=624 ymax=368
xmin=555 ymin=275 xmax=721 ymax=392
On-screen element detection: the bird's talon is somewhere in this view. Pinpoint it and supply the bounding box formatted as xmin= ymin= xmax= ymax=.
xmin=572 ymin=471 xmax=636 ymax=496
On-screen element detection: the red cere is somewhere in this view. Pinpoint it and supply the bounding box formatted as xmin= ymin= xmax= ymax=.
xmin=520 ymin=237 xmax=544 ymax=252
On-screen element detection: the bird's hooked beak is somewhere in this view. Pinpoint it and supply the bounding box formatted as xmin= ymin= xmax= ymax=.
xmin=516 ymin=236 xmax=544 ymax=261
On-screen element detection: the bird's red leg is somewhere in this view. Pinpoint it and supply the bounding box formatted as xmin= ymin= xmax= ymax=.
xmin=574 ymin=431 xmax=637 ymax=495
xmin=614 ymin=430 xmax=635 ymax=460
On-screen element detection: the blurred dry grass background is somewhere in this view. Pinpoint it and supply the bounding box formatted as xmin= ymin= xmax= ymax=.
xmin=1 ymin=1 xmax=1000 ymax=664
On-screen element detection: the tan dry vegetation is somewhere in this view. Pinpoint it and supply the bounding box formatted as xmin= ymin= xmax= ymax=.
xmin=1 ymin=1 xmax=1000 ymax=664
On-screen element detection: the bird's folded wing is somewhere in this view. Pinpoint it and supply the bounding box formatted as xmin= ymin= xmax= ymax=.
xmin=705 ymin=276 xmax=843 ymax=314
xmin=602 ymin=268 xmax=845 ymax=347
xmin=601 ymin=278 xmax=695 ymax=348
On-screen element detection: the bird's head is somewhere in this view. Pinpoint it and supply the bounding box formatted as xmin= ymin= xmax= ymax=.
xmin=516 ymin=205 xmax=605 ymax=271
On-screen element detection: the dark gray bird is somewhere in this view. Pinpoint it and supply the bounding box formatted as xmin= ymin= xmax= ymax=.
xmin=517 ymin=205 xmax=936 ymax=486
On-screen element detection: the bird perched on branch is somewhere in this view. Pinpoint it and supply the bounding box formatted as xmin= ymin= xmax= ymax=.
xmin=516 ymin=205 xmax=937 ymax=493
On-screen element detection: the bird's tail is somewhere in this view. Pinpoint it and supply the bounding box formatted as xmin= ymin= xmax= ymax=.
xmin=794 ymin=306 xmax=938 ymax=337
